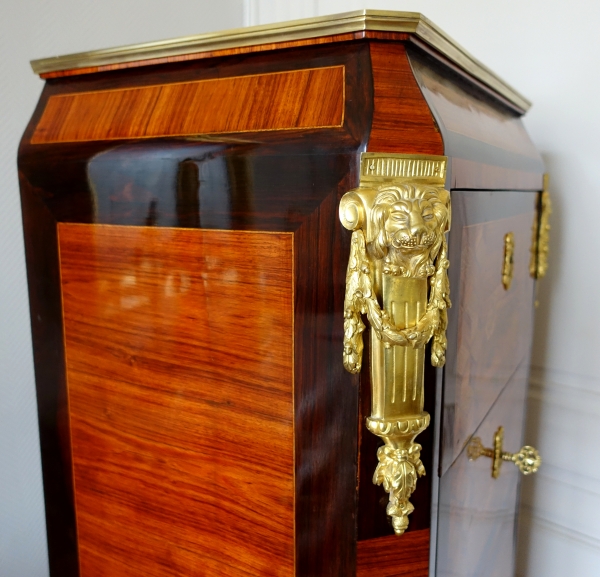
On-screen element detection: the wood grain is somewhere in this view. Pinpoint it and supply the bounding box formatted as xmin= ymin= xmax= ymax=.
xmin=450 ymin=158 xmax=544 ymax=191
xmin=293 ymin=189 xmax=360 ymax=576
xmin=357 ymin=530 xmax=430 ymax=577
xmin=58 ymin=224 xmax=294 ymax=577
xmin=408 ymin=38 xmax=526 ymax=115
xmin=32 ymin=65 xmax=344 ymax=144
xmin=367 ymin=42 xmax=444 ymax=155
xmin=19 ymin=45 xmax=372 ymax=233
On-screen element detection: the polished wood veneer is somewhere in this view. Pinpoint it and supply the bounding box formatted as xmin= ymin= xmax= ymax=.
xmin=58 ymin=224 xmax=294 ymax=577
xmin=437 ymin=361 xmax=531 ymax=577
xmin=408 ymin=49 xmax=544 ymax=190
xmin=357 ymin=530 xmax=429 ymax=577
xmin=33 ymin=66 xmax=344 ymax=144
xmin=367 ymin=43 xmax=443 ymax=155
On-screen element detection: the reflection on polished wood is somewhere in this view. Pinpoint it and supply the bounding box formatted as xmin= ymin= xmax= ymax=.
xmin=58 ymin=224 xmax=294 ymax=577
xmin=409 ymin=52 xmax=544 ymax=190
xmin=446 ymin=211 xmax=535 ymax=472
xmin=32 ymin=66 xmax=344 ymax=144
xmin=436 ymin=362 xmax=530 ymax=577
xmin=357 ymin=530 xmax=429 ymax=577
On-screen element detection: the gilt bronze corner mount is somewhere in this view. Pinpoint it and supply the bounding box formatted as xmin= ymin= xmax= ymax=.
xmin=339 ymin=153 xmax=451 ymax=535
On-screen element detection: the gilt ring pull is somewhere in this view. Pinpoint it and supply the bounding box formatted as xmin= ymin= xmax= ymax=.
xmin=467 ymin=426 xmax=541 ymax=479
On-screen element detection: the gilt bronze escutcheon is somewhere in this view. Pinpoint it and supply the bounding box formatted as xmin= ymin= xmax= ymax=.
xmin=340 ymin=153 xmax=451 ymax=535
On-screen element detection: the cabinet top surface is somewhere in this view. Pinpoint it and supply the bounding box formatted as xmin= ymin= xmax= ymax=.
xmin=30 ymin=9 xmax=530 ymax=111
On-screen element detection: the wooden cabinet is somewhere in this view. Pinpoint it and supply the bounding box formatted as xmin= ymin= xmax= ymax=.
xmin=19 ymin=11 xmax=546 ymax=577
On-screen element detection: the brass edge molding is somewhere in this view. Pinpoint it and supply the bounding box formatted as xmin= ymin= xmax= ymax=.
xmin=30 ymin=10 xmax=530 ymax=112
xmin=340 ymin=152 xmax=451 ymax=535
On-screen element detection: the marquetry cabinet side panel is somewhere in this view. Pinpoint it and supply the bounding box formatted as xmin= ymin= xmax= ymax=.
xmin=58 ymin=224 xmax=295 ymax=577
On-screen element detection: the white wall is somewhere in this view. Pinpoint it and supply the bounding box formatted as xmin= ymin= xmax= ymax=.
xmin=1 ymin=1 xmax=598 ymax=576
xmin=0 ymin=3 xmax=244 ymax=576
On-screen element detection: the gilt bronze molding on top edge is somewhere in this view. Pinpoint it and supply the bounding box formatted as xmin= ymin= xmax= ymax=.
xmin=29 ymin=11 xmax=530 ymax=111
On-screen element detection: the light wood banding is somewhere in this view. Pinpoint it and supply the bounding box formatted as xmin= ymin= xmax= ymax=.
xmin=33 ymin=66 xmax=345 ymax=144
xmin=58 ymin=224 xmax=294 ymax=577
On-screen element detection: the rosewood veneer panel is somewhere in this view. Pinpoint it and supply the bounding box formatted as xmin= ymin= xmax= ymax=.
xmin=357 ymin=530 xmax=429 ymax=577
xmin=58 ymin=224 xmax=294 ymax=577
xmin=367 ymin=42 xmax=443 ymax=155
xmin=32 ymin=65 xmax=344 ymax=144
xmin=293 ymin=189 xmax=360 ymax=576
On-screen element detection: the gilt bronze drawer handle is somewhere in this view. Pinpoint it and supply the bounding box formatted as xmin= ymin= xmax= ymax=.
xmin=467 ymin=426 xmax=541 ymax=479
xmin=339 ymin=153 xmax=450 ymax=535
xmin=530 ymin=174 xmax=552 ymax=279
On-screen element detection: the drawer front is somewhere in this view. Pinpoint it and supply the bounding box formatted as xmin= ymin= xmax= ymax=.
xmin=436 ymin=359 xmax=529 ymax=577
xmin=441 ymin=191 xmax=537 ymax=474
xmin=434 ymin=190 xmax=538 ymax=576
